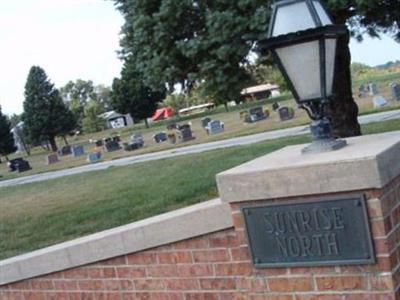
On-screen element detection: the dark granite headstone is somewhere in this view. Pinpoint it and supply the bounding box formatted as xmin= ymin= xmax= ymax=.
xmin=72 ymin=145 xmax=85 ymax=157
xmin=94 ymin=140 xmax=103 ymax=147
xmin=153 ymin=132 xmax=167 ymax=143
xmin=58 ymin=145 xmax=72 ymax=156
xmin=278 ymin=106 xmax=295 ymax=121
xmin=104 ymin=140 xmax=121 ymax=152
xmin=8 ymin=158 xmax=31 ymax=173
xmin=245 ymin=106 xmax=267 ymax=123
xmin=178 ymin=125 xmax=195 ymax=142
xmin=201 ymin=117 xmax=212 ymax=128
xmin=87 ymin=151 xmax=101 ymax=163
xmin=390 ymin=82 xmax=400 ymax=101
xmin=206 ymin=120 xmax=224 ymax=135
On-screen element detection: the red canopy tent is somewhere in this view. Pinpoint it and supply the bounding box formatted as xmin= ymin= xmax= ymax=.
xmin=151 ymin=107 xmax=174 ymax=121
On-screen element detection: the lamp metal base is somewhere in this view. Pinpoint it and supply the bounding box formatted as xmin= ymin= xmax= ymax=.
xmin=302 ymin=118 xmax=347 ymax=154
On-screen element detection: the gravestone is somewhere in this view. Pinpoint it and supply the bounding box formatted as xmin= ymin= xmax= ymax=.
xmin=368 ymin=83 xmax=379 ymax=95
xmin=71 ymin=145 xmax=85 ymax=157
xmin=178 ymin=124 xmax=195 ymax=142
xmin=278 ymin=106 xmax=295 ymax=121
xmin=167 ymin=133 xmax=177 ymax=144
xmin=94 ymin=140 xmax=103 ymax=147
xmin=372 ymin=95 xmax=387 ymax=108
xmin=153 ymin=132 xmax=167 ymax=143
xmin=104 ymin=140 xmax=121 ymax=152
xmin=112 ymin=135 xmax=121 ymax=142
xmin=8 ymin=158 xmax=31 ymax=172
xmin=201 ymin=117 xmax=211 ymax=128
xmin=239 ymin=110 xmax=248 ymax=120
xmin=272 ymin=102 xmax=280 ymax=111
xmin=166 ymin=123 xmax=178 ymax=130
xmin=46 ymin=153 xmax=59 ymax=165
xmin=130 ymin=134 xmax=144 ymax=148
xmin=58 ymin=145 xmax=72 ymax=156
xmin=87 ymin=151 xmax=101 ymax=163
xmin=245 ymin=106 xmax=267 ymax=123
xmin=206 ymin=120 xmax=224 ymax=135
xmin=358 ymin=84 xmax=367 ymax=98
xmin=390 ymin=82 xmax=400 ymax=101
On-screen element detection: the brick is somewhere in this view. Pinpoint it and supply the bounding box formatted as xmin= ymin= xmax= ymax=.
xmin=367 ymin=199 xmax=384 ymax=218
xmin=316 ymin=275 xmax=366 ymax=291
xmin=30 ymin=280 xmax=54 ymax=290
xmin=147 ymin=265 xmax=178 ymax=277
xmin=268 ymin=277 xmax=312 ymax=292
xmin=0 ymin=291 xmax=25 ymax=300
xmin=23 ymin=292 xmax=47 ymax=300
xmin=232 ymin=212 xmax=245 ymax=228
xmin=119 ymin=280 xmax=134 ymax=290
xmin=87 ymin=268 xmax=104 ymax=279
xmin=133 ymin=279 xmax=164 ymax=291
xmin=126 ymin=252 xmax=157 ymax=265
xmin=174 ymin=236 xmax=209 ymax=250
xmin=44 ymin=292 xmax=69 ymax=300
xmin=295 ymin=295 xmax=342 ymax=300
xmin=199 ymin=278 xmax=236 ymax=290
xmin=103 ymin=268 xmax=117 ymax=278
xmin=371 ymin=219 xmax=387 ymax=238
xmin=209 ymin=232 xmax=239 ymax=248
xmin=184 ymin=293 xmax=218 ymax=300
xmin=53 ymin=280 xmax=78 ymax=290
xmin=163 ymin=279 xmax=198 ymax=290
xmin=102 ymin=280 xmax=121 ymax=291
xmin=63 ymin=268 xmax=88 ymax=279
xmin=230 ymin=247 xmax=251 ymax=261
xmin=8 ymin=281 xmax=32 ymax=290
xmin=214 ymin=262 xmax=252 ymax=276
xmin=250 ymin=295 xmax=293 ymax=300
xmin=373 ymin=238 xmax=390 ymax=255
xmin=93 ymin=292 xmax=122 ymax=300
xmin=123 ymin=292 xmax=170 ymax=300
xmin=78 ymin=280 xmax=103 ymax=291
xmin=290 ymin=266 xmax=336 ymax=275
xmin=344 ymin=293 xmax=396 ymax=300
xmin=370 ymin=274 xmax=394 ymax=290
xmin=192 ymin=249 xmax=230 ymax=263
xmin=177 ymin=264 xmax=213 ymax=277
xmin=116 ymin=266 xmax=146 ymax=278
xmin=158 ymin=251 xmax=192 ymax=264
xmin=255 ymin=268 xmax=288 ymax=276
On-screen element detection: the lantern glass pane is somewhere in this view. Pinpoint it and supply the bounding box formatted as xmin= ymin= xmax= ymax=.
xmin=325 ymin=38 xmax=337 ymax=96
xmin=276 ymin=41 xmax=321 ymax=101
xmin=272 ymin=2 xmax=315 ymax=36
xmin=313 ymin=1 xmax=333 ymax=25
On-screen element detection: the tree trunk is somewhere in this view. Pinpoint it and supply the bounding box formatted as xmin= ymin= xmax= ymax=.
xmin=144 ymin=118 xmax=149 ymax=129
xmin=63 ymin=135 xmax=69 ymax=145
xmin=49 ymin=136 xmax=58 ymax=152
xmin=328 ymin=30 xmax=361 ymax=138
xmin=224 ymin=103 xmax=229 ymax=112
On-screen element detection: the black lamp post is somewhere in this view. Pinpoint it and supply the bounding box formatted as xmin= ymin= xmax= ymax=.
xmin=260 ymin=0 xmax=347 ymax=154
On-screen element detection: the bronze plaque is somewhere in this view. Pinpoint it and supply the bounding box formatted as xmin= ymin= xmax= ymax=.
xmin=242 ymin=196 xmax=375 ymax=268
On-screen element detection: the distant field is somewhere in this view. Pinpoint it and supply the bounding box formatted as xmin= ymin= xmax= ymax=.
xmin=1 ymin=72 xmax=399 ymax=181
xmin=0 ymin=118 xmax=399 ymax=260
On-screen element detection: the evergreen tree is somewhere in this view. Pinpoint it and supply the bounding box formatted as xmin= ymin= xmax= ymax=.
xmin=111 ymin=60 xmax=165 ymax=128
xmin=0 ymin=106 xmax=17 ymax=160
xmin=22 ymin=66 xmax=76 ymax=152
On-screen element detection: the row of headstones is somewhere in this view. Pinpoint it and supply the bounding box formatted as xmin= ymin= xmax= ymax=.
xmin=359 ymin=82 xmax=400 ymax=108
xmin=46 ymin=144 xmax=97 ymax=165
xmin=241 ymin=105 xmax=295 ymax=123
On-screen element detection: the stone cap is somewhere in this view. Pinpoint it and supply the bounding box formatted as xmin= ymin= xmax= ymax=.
xmin=217 ymin=131 xmax=400 ymax=203
xmin=0 ymin=198 xmax=232 ymax=285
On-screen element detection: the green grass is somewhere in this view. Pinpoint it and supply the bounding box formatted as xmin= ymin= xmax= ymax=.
xmin=0 ymin=118 xmax=399 ymax=260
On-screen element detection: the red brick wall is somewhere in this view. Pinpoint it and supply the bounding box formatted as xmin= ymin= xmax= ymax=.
xmin=1 ymin=176 xmax=399 ymax=300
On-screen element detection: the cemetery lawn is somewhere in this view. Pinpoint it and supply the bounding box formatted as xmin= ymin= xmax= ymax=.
xmin=0 ymin=119 xmax=399 ymax=260
xmin=1 ymin=72 xmax=400 ymax=182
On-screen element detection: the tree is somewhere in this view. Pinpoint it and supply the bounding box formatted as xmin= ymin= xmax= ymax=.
xmin=94 ymin=85 xmax=112 ymax=112
xmin=111 ymin=59 xmax=166 ymax=128
xmin=22 ymin=66 xmax=77 ymax=152
xmin=0 ymin=106 xmax=17 ymax=160
xmin=81 ymin=100 xmax=105 ymax=133
xmin=113 ymin=0 xmax=399 ymax=138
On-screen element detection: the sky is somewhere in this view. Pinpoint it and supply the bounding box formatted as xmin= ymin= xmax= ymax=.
xmin=0 ymin=1 xmax=399 ymax=116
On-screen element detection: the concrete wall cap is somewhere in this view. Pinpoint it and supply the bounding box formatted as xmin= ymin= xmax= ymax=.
xmin=0 ymin=198 xmax=233 ymax=285
xmin=217 ymin=131 xmax=400 ymax=203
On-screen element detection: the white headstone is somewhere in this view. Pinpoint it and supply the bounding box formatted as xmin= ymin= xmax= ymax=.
xmin=372 ymin=95 xmax=387 ymax=108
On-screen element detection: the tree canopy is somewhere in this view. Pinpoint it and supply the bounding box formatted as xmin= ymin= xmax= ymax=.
xmin=111 ymin=59 xmax=166 ymax=128
xmin=113 ymin=0 xmax=399 ymax=137
xmin=22 ymin=66 xmax=76 ymax=152
xmin=0 ymin=106 xmax=17 ymax=159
